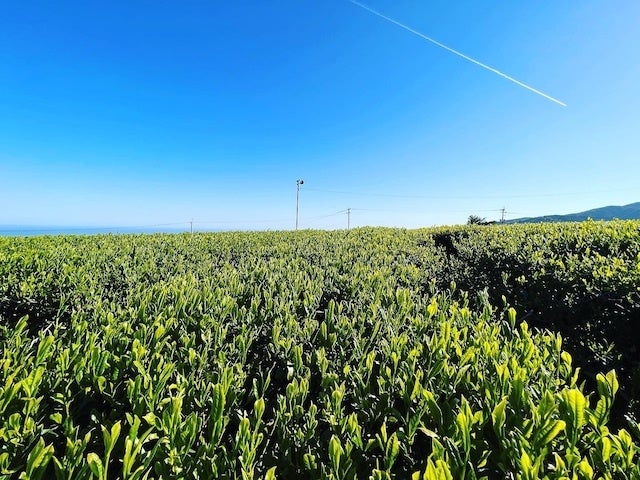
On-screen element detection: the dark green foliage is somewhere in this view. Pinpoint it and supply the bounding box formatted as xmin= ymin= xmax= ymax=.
xmin=431 ymin=221 xmax=640 ymax=426
xmin=466 ymin=216 xmax=490 ymax=226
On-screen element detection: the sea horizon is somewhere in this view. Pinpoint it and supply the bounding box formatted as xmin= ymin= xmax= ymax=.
xmin=0 ymin=225 xmax=205 ymax=237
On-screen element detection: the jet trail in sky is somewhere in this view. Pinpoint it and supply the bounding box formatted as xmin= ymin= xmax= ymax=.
xmin=347 ymin=0 xmax=567 ymax=107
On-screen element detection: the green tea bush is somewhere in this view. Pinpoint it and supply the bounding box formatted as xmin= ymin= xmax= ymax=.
xmin=1 ymin=227 xmax=639 ymax=478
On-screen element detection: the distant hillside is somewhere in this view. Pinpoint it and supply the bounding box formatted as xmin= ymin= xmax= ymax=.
xmin=507 ymin=202 xmax=640 ymax=224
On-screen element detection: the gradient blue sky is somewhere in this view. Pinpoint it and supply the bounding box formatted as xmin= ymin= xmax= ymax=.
xmin=1 ymin=1 xmax=639 ymax=230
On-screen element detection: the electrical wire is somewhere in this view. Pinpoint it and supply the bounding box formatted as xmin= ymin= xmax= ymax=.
xmin=305 ymin=186 xmax=637 ymax=200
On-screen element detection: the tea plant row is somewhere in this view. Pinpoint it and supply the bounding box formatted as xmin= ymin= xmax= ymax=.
xmin=1 ymin=224 xmax=639 ymax=478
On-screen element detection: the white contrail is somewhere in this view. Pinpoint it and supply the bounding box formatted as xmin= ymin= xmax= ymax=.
xmin=347 ymin=0 xmax=567 ymax=107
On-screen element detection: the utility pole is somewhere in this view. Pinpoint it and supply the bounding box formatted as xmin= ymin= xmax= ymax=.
xmin=190 ymin=219 xmax=193 ymax=234
xmin=500 ymin=207 xmax=506 ymax=223
xmin=296 ymin=179 xmax=304 ymax=230
xmin=347 ymin=208 xmax=351 ymax=230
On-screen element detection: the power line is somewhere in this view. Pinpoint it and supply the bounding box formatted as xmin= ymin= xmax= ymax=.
xmin=305 ymin=186 xmax=637 ymax=201
xmin=303 ymin=209 xmax=349 ymax=222
xmin=196 ymin=218 xmax=290 ymax=225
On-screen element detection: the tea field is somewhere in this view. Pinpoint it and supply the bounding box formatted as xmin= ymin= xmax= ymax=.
xmin=1 ymin=222 xmax=639 ymax=478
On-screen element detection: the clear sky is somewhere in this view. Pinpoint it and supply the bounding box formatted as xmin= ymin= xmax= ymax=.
xmin=1 ymin=1 xmax=639 ymax=230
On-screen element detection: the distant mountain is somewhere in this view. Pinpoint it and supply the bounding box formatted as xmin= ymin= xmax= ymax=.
xmin=507 ymin=202 xmax=640 ymax=224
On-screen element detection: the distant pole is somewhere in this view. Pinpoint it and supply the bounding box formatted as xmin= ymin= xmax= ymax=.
xmin=296 ymin=179 xmax=304 ymax=230
xmin=500 ymin=207 xmax=506 ymax=223
xmin=347 ymin=208 xmax=351 ymax=230
xmin=190 ymin=219 xmax=193 ymax=234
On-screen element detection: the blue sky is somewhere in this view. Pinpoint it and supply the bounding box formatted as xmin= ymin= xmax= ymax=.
xmin=1 ymin=1 xmax=639 ymax=230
